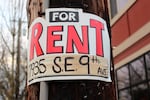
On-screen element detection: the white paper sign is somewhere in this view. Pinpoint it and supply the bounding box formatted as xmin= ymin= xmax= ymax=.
xmin=28 ymin=8 xmax=111 ymax=85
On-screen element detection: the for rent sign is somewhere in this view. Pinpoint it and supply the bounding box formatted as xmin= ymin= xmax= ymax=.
xmin=28 ymin=8 xmax=111 ymax=85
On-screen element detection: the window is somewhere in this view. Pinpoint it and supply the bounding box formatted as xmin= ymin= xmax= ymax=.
xmin=116 ymin=51 xmax=150 ymax=100
xmin=117 ymin=0 xmax=129 ymax=11
xmin=129 ymin=57 xmax=146 ymax=85
xmin=117 ymin=65 xmax=130 ymax=89
xmin=109 ymin=0 xmax=135 ymax=18
xmin=119 ymin=89 xmax=131 ymax=100
xmin=109 ymin=0 xmax=136 ymax=24
xmin=109 ymin=0 xmax=118 ymax=18
xmin=110 ymin=0 xmax=129 ymax=18
xmin=131 ymin=84 xmax=148 ymax=100
xmin=145 ymin=52 xmax=150 ymax=79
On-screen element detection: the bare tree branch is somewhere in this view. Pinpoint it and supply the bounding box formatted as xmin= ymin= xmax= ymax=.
xmin=0 ymin=32 xmax=12 ymax=54
xmin=0 ymin=8 xmax=14 ymax=35
xmin=0 ymin=0 xmax=27 ymax=99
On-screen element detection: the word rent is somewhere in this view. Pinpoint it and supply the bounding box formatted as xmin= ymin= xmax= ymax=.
xmin=29 ymin=19 xmax=104 ymax=61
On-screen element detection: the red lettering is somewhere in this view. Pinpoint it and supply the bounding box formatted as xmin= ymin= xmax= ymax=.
xmin=66 ymin=26 xmax=88 ymax=54
xmin=30 ymin=23 xmax=44 ymax=61
xmin=47 ymin=26 xmax=63 ymax=54
xmin=90 ymin=19 xmax=104 ymax=56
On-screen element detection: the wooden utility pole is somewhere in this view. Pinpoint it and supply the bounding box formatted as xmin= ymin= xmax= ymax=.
xmin=15 ymin=18 xmax=21 ymax=100
xmin=26 ymin=0 xmax=116 ymax=100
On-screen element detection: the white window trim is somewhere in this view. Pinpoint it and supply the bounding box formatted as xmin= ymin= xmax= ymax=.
xmin=115 ymin=44 xmax=150 ymax=69
xmin=113 ymin=21 xmax=150 ymax=69
xmin=108 ymin=0 xmax=136 ymax=26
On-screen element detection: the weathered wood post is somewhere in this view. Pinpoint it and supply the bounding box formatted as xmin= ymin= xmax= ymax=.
xmin=26 ymin=0 xmax=116 ymax=100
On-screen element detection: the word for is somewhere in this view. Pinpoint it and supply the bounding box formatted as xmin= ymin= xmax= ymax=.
xmin=49 ymin=11 xmax=79 ymax=22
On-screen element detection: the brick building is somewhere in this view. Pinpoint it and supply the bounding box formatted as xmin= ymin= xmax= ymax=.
xmin=108 ymin=0 xmax=150 ymax=100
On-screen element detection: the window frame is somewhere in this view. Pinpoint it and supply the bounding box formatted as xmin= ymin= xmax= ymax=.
xmin=108 ymin=0 xmax=136 ymax=26
xmin=115 ymin=51 xmax=150 ymax=100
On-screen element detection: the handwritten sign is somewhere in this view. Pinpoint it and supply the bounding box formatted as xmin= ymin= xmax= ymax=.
xmin=28 ymin=8 xmax=111 ymax=85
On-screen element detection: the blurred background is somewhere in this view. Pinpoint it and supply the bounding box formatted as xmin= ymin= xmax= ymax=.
xmin=0 ymin=0 xmax=27 ymax=99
